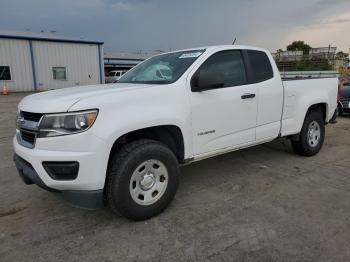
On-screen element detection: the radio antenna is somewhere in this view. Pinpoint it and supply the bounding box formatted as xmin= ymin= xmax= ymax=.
xmin=232 ymin=38 xmax=237 ymax=45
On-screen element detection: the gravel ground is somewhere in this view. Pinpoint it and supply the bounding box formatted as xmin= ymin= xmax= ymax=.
xmin=1 ymin=93 xmax=350 ymax=262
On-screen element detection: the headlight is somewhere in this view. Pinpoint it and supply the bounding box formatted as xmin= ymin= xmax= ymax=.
xmin=38 ymin=110 xmax=98 ymax=137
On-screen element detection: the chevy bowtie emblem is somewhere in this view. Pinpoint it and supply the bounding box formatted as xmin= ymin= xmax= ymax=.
xmin=16 ymin=117 xmax=25 ymax=129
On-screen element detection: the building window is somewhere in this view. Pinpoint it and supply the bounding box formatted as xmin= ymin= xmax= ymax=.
xmin=53 ymin=67 xmax=67 ymax=80
xmin=0 ymin=66 xmax=11 ymax=80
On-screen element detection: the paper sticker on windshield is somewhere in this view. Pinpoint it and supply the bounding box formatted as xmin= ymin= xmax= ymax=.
xmin=179 ymin=52 xmax=202 ymax=59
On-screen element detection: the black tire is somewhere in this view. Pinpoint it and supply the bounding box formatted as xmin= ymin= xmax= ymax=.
xmin=106 ymin=139 xmax=179 ymax=221
xmin=291 ymin=110 xmax=325 ymax=156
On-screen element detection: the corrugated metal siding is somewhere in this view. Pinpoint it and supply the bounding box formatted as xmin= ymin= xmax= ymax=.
xmin=0 ymin=38 xmax=34 ymax=92
xmin=32 ymin=41 xmax=100 ymax=91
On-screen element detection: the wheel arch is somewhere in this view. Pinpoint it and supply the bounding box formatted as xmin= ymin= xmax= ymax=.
xmin=305 ymin=102 xmax=328 ymax=123
xmin=289 ymin=102 xmax=328 ymax=141
xmin=108 ymin=125 xmax=186 ymax=167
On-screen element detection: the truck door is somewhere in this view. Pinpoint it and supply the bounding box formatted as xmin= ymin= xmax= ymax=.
xmin=245 ymin=50 xmax=283 ymax=140
xmin=189 ymin=50 xmax=258 ymax=156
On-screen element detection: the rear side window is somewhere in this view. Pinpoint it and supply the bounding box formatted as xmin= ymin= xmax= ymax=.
xmin=247 ymin=50 xmax=273 ymax=83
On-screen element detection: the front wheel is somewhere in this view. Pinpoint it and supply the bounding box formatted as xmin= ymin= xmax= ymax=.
xmin=291 ymin=110 xmax=325 ymax=156
xmin=106 ymin=139 xmax=179 ymax=221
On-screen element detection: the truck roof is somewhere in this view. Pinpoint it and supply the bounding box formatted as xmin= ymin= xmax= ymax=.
xmin=159 ymin=45 xmax=270 ymax=55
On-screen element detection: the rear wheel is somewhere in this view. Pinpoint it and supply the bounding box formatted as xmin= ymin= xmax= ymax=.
xmin=107 ymin=139 xmax=179 ymax=221
xmin=291 ymin=110 xmax=325 ymax=156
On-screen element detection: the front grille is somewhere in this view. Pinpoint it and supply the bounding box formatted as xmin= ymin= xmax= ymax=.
xmin=20 ymin=129 xmax=36 ymax=144
xmin=21 ymin=111 xmax=44 ymax=122
xmin=17 ymin=111 xmax=42 ymax=148
xmin=340 ymin=97 xmax=350 ymax=108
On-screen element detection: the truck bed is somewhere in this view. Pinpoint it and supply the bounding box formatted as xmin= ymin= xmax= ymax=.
xmin=280 ymin=77 xmax=338 ymax=137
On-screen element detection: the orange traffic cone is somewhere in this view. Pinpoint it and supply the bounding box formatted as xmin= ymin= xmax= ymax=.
xmin=1 ymin=86 xmax=8 ymax=96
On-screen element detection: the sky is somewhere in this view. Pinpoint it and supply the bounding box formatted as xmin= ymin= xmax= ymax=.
xmin=0 ymin=0 xmax=350 ymax=54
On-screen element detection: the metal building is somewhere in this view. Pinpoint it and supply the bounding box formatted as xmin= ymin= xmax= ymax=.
xmin=0 ymin=30 xmax=104 ymax=92
xmin=104 ymin=51 xmax=150 ymax=73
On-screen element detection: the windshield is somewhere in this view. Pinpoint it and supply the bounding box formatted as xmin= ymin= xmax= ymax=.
xmin=118 ymin=49 xmax=205 ymax=84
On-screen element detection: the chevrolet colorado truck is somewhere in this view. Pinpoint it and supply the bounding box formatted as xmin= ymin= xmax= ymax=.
xmin=13 ymin=45 xmax=338 ymax=220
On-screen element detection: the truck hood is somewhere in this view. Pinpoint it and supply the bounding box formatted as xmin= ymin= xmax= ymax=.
xmin=18 ymin=83 xmax=150 ymax=113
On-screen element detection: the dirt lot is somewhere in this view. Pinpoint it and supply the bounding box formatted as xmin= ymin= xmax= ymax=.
xmin=1 ymin=93 xmax=350 ymax=262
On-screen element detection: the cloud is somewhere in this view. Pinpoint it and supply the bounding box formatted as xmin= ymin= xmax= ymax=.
xmin=284 ymin=11 xmax=350 ymax=52
xmin=111 ymin=2 xmax=134 ymax=11
xmin=316 ymin=0 xmax=349 ymax=7
xmin=328 ymin=18 xmax=350 ymax=24
xmin=0 ymin=0 xmax=349 ymax=53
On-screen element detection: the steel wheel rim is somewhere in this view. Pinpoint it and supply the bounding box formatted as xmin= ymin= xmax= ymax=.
xmin=307 ymin=121 xmax=321 ymax=147
xmin=129 ymin=159 xmax=169 ymax=206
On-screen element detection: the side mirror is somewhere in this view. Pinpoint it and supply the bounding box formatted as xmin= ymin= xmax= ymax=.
xmin=191 ymin=69 xmax=224 ymax=92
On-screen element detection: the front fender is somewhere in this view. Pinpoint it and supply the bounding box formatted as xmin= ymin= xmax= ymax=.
xmin=69 ymin=83 xmax=193 ymax=160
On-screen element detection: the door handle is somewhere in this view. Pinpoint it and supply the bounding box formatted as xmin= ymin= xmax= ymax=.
xmin=241 ymin=93 xmax=256 ymax=99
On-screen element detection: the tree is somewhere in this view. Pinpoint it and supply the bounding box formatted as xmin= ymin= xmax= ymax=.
xmin=336 ymin=51 xmax=349 ymax=60
xmin=287 ymin=41 xmax=311 ymax=54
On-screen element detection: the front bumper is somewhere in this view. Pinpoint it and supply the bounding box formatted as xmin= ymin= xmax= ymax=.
xmin=14 ymin=154 xmax=103 ymax=209
xmin=13 ymin=130 xmax=109 ymax=190
xmin=339 ymin=99 xmax=350 ymax=111
xmin=13 ymin=130 xmax=110 ymax=209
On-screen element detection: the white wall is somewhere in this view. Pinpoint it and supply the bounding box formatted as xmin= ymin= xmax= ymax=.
xmin=32 ymin=41 xmax=101 ymax=91
xmin=0 ymin=38 xmax=34 ymax=92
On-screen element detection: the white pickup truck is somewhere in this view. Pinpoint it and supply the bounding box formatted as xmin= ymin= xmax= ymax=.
xmin=105 ymin=70 xmax=127 ymax=84
xmin=13 ymin=45 xmax=338 ymax=220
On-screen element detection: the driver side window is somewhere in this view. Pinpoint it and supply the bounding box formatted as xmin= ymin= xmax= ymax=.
xmin=192 ymin=50 xmax=247 ymax=90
